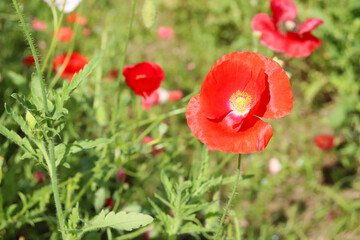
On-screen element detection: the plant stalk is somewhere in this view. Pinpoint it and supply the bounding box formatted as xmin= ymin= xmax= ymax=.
xmin=214 ymin=154 xmax=242 ymax=239
xmin=12 ymin=0 xmax=48 ymax=114
xmin=48 ymin=140 xmax=67 ymax=240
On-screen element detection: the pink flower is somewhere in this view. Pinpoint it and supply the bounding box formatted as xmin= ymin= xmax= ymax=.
xmin=269 ymin=157 xmax=282 ymax=175
xmin=141 ymin=88 xmax=183 ymax=110
xmin=82 ymin=28 xmax=91 ymax=37
xmin=31 ymin=19 xmax=48 ymax=31
xmin=142 ymin=136 xmax=164 ymax=155
xmin=157 ymin=26 xmax=174 ymax=39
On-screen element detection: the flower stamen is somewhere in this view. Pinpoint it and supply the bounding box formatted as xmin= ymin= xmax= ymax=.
xmin=136 ymin=74 xmax=147 ymax=79
xmin=229 ymin=90 xmax=252 ymax=115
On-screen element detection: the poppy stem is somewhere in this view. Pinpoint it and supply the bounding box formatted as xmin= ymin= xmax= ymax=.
xmin=120 ymin=0 xmax=137 ymax=77
xmin=11 ymin=0 xmax=48 ymax=114
xmin=215 ymin=154 xmax=242 ymax=239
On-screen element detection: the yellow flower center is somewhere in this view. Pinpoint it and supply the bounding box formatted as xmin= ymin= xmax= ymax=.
xmin=136 ymin=74 xmax=147 ymax=79
xmin=229 ymin=90 xmax=252 ymax=115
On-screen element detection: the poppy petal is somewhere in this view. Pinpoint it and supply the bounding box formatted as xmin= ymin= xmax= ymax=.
xmin=297 ymin=18 xmax=323 ymax=35
xmin=284 ymin=32 xmax=322 ymax=57
xmin=270 ymin=0 xmax=297 ymax=26
xmin=200 ymin=52 xmax=266 ymax=119
xmin=186 ymin=95 xmax=273 ymax=154
xmin=252 ymin=13 xmax=288 ymax=53
xmin=254 ymin=54 xmax=293 ymax=119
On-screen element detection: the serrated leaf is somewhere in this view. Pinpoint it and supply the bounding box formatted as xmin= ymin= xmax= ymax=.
xmin=68 ymin=204 xmax=80 ymax=229
xmin=0 ymin=124 xmax=36 ymax=155
xmin=30 ymin=73 xmax=45 ymax=111
xmin=55 ymin=138 xmax=112 ymax=166
xmin=5 ymin=104 xmax=33 ymax=137
xmin=81 ymin=210 xmax=153 ymax=233
xmin=62 ymin=57 xmax=102 ymax=104
xmin=142 ymin=0 xmax=157 ymax=28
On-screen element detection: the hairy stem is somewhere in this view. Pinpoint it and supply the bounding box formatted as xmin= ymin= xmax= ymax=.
xmin=215 ymin=154 xmax=242 ymax=239
xmin=48 ymin=140 xmax=67 ymax=240
xmin=12 ymin=0 xmax=48 ymax=113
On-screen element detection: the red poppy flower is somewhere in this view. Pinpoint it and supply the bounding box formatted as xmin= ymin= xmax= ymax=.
xmin=56 ymin=26 xmax=73 ymax=42
xmin=22 ymin=55 xmax=35 ymax=66
xmin=314 ymin=134 xmax=334 ymax=150
xmin=53 ymin=52 xmax=89 ymax=82
xmin=31 ymin=18 xmax=48 ymax=32
xmin=186 ymin=52 xmax=293 ymax=153
xmin=123 ymin=62 xmax=165 ymax=97
xmin=66 ymin=13 xmax=88 ymax=26
xmin=157 ymin=26 xmax=174 ymax=39
xmin=251 ymin=0 xmax=323 ymax=57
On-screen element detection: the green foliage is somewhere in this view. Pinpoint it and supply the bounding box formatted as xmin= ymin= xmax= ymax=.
xmin=81 ymin=210 xmax=153 ymax=234
xmin=142 ymin=0 xmax=157 ymax=28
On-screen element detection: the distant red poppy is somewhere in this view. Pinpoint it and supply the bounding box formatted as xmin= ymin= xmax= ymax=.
xmin=34 ymin=172 xmax=45 ymax=184
xmin=157 ymin=26 xmax=174 ymax=39
xmin=251 ymin=0 xmax=323 ymax=57
xmin=31 ymin=18 xmax=48 ymax=31
xmin=168 ymin=90 xmax=183 ymax=102
xmin=314 ymin=134 xmax=334 ymax=150
xmin=105 ymin=68 xmax=119 ymax=81
xmin=142 ymin=136 xmax=164 ymax=155
xmin=123 ymin=62 xmax=165 ymax=97
xmin=66 ymin=13 xmax=88 ymax=26
xmin=57 ymin=26 xmax=73 ymax=42
xmin=116 ymin=170 xmax=130 ymax=184
xmin=186 ymin=52 xmax=293 ymax=153
xmin=22 ymin=55 xmax=35 ymax=66
xmin=104 ymin=198 xmax=114 ymax=208
xmin=53 ymin=52 xmax=89 ymax=82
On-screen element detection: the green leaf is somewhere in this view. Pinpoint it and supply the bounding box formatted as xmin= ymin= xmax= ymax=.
xmin=81 ymin=210 xmax=153 ymax=233
xmin=0 ymin=124 xmax=36 ymax=155
xmin=30 ymin=73 xmax=45 ymax=111
xmin=5 ymin=104 xmax=33 ymax=137
xmin=68 ymin=204 xmax=80 ymax=230
xmin=62 ymin=56 xmax=102 ymax=104
xmin=55 ymin=138 xmax=112 ymax=166
xmin=94 ymin=188 xmax=106 ymax=213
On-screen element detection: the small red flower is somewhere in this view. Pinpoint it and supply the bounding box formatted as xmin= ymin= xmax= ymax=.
xmin=53 ymin=52 xmax=89 ymax=82
xmin=142 ymin=136 xmax=164 ymax=155
xmin=123 ymin=62 xmax=165 ymax=97
xmin=57 ymin=26 xmax=73 ymax=42
xmin=105 ymin=68 xmax=119 ymax=81
xmin=168 ymin=90 xmax=183 ymax=102
xmin=34 ymin=172 xmax=45 ymax=184
xmin=31 ymin=18 xmax=48 ymax=31
xmin=116 ymin=170 xmax=130 ymax=184
xmin=22 ymin=55 xmax=35 ymax=66
xmin=157 ymin=26 xmax=174 ymax=39
xmin=104 ymin=198 xmax=114 ymax=208
xmin=186 ymin=52 xmax=293 ymax=153
xmin=252 ymin=0 xmax=323 ymax=57
xmin=66 ymin=13 xmax=88 ymax=26
xmin=314 ymin=134 xmax=334 ymax=150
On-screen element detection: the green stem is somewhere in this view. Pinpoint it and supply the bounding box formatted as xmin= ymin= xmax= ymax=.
xmin=214 ymin=154 xmax=242 ymax=239
xmin=12 ymin=0 xmax=48 ymax=113
xmin=120 ymin=0 xmax=137 ymax=75
xmin=48 ymin=140 xmax=67 ymax=240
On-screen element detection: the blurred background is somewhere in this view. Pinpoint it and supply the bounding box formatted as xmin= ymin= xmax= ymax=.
xmin=0 ymin=0 xmax=359 ymax=239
